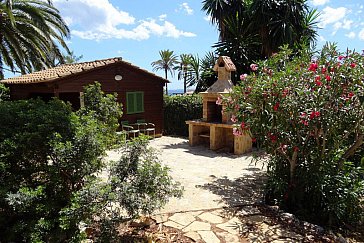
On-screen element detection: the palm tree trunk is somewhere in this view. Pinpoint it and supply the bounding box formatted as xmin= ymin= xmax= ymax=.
xmin=164 ymin=69 xmax=168 ymax=95
xmin=183 ymin=69 xmax=187 ymax=94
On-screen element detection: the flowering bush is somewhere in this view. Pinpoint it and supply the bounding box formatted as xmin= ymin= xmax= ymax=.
xmin=222 ymin=44 xmax=364 ymax=226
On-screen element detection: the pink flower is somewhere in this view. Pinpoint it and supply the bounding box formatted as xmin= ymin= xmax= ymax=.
xmin=233 ymin=128 xmax=242 ymax=136
xmin=315 ymin=80 xmax=322 ymax=86
xmin=325 ymin=75 xmax=331 ymax=81
xmin=309 ymin=111 xmax=320 ymax=120
xmin=350 ymin=63 xmax=356 ymax=68
xmin=250 ymin=63 xmax=258 ymax=71
xmin=240 ymin=122 xmax=249 ymax=130
xmin=338 ymin=55 xmax=345 ymax=61
xmin=282 ymin=89 xmax=289 ymax=97
xmin=240 ymin=73 xmax=248 ymax=81
xmin=315 ymin=76 xmax=322 ymax=86
xmin=308 ymin=62 xmax=318 ymax=72
xmin=231 ymin=115 xmax=237 ymax=123
xmin=269 ymin=133 xmax=278 ymax=143
xmin=273 ymin=102 xmax=280 ymax=111
xmin=216 ymin=96 xmax=222 ymax=105
xmin=321 ymin=66 xmax=327 ymax=73
xmin=300 ymin=112 xmax=307 ymax=118
xmin=348 ymin=92 xmax=354 ymax=98
xmin=300 ymin=119 xmax=309 ymax=126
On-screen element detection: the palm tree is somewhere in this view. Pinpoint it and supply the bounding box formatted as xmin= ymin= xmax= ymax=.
xmin=186 ymin=55 xmax=200 ymax=87
xmin=249 ymin=0 xmax=318 ymax=57
xmin=185 ymin=52 xmax=218 ymax=93
xmin=202 ymin=0 xmax=318 ymax=59
xmin=0 ymin=0 xmax=70 ymax=79
xmin=202 ymin=0 xmax=248 ymax=40
xmin=151 ymin=49 xmax=178 ymax=95
xmin=176 ymin=54 xmax=192 ymax=93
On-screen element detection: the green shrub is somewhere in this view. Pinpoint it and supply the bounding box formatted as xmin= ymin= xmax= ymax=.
xmin=0 ymin=83 xmax=9 ymax=102
xmin=222 ymin=44 xmax=364 ymax=226
xmin=0 ymin=98 xmax=106 ymax=242
xmin=79 ymin=82 xmax=123 ymax=147
xmin=164 ymin=94 xmax=202 ymax=136
xmin=0 ymin=95 xmax=182 ymax=241
xmin=61 ymin=136 xmax=183 ymax=242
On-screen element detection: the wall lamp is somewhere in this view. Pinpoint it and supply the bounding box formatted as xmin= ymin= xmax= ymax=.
xmin=114 ymin=74 xmax=123 ymax=81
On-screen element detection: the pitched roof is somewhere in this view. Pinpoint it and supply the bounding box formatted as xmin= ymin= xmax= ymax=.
xmin=1 ymin=57 xmax=168 ymax=84
xmin=213 ymin=56 xmax=236 ymax=72
xmin=204 ymin=79 xmax=234 ymax=93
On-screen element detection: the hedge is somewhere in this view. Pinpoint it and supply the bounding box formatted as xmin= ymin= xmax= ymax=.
xmin=163 ymin=94 xmax=202 ymax=137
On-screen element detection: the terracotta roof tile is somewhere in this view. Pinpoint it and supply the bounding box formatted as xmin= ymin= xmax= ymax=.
xmin=1 ymin=57 xmax=168 ymax=84
xmin=213 ymin=56 xmax=236 ymax=72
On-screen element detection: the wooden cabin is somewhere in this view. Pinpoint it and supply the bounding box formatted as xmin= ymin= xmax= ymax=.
xmin=0 ymin=57 xmax=167 ymax=136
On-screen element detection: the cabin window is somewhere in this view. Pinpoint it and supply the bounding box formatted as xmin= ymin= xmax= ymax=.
xmin=126 ymin=91 xmax=144 ymax=114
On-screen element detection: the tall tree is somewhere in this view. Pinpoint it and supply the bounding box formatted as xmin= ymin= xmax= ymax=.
xmin=196 ymin=52 xmax=217 ymax=92
xmin=202 ymin=0 xmax=318 ymax=73
xmin=151 ymin=49 xmax=178 ymax=95
xmin=0 ymin=0 xmax=70 ymax=79
xmin=202 ymin=0 xmax=248 ymax=40
xmin=176 ymin=54 xmax=192 ymax=94
xmin=249 ymin=0 xmax=318 ymax=57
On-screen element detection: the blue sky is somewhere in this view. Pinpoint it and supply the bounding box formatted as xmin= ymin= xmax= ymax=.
xmin=9 ymin=0 xmax=364 ymax=90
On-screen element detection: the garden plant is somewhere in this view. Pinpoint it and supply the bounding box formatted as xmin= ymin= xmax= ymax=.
xmin=222 ymin=44 xmax=364 ymax=227
xmin=164 ymin=94 xmax=202 ymax=137
xmin=0 ymin=83 xmax=182 ymax=242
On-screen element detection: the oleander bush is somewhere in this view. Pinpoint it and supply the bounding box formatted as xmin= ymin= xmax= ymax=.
xmin=164 ymin=94 xmax=202 ymax=136
xmin=222 ymin=44 xmax=364 ymax=226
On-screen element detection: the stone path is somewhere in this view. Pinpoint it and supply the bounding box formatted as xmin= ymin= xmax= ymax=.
xmin=105 ymin=136 xmax=353 ymax=242
xmin=145 ymin=136 xmax=266 ymax=242
xmin=153 ymin=209 xmax=245 ymax=242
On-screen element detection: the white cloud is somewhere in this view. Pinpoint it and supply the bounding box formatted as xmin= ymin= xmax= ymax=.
xmin=71 ymin=19 xmax=196 ymax=41
xmin=318 ymin=7 xmax=348 ymax=28
xmin=53 ymin=0 xmax=195 ymax=41
xmin=345 ymin=32 xmax=356 ymax=39
xmin=332 ymin=19 xmax=354 ymax=35
xmin=311 ymin=0 xmax=329 ymax=6
xmin=359 ymin=29 xmax=364 ymax=40
xmin=342 ymin=19 xmax=353 ymax=29
xmin=180 ymin=3 xmax=194 ymax=15
xmin=159 ymin=14 xmax=167 ymax=21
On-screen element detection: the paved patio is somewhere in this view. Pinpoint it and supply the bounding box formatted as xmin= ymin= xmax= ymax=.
xmin=146 ymin=136 xmax=266 ymax=242
xmin=105 ymin=136 xmax=346 ymax=242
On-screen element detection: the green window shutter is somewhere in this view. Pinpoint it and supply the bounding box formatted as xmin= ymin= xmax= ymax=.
xmin=126 ymin=92 xmax=144 ymax=114
xmin=127 ymin=92 xmax=135 ymax=114
xmin=136 ymin=92 xmax=144 ymax=112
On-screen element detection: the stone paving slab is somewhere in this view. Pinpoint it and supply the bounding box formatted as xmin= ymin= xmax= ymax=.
xmin=169 ymin=212 xmax=196 ymax=226
xmin=184 ymin=231 xmax=201 ymax=241
xmin=198 ymin=212 xmax=225 ymax=224
xmin=182 ymin=221 xmax=211 ymax=232
xmin=198 ymin=230 xmax=220 ymax=243
xmin=163 ymin=220 xmax=184 ymax=230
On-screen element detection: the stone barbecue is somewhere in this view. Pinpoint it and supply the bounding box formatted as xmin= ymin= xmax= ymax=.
xmin=186 ymin=56 xmax=252 ymax=155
